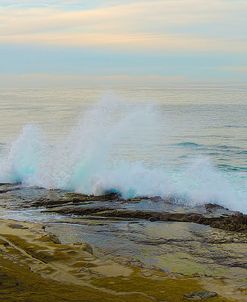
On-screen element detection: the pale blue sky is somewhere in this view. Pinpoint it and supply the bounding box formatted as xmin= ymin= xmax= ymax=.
xmin=1 ymin=0 xmax=247 ymax=87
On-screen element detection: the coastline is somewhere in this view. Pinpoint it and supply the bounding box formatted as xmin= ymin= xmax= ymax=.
xmin=0 ymin=217 xmax=243 ymax=302
xmin=0 ymin=183 xmax=247 ymax=301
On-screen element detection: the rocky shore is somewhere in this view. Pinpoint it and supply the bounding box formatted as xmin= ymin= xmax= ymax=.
xmin=0 ymin=218 xmax=237 ymax=302
xmin=0 ymin=183 xmax=247 ymax=301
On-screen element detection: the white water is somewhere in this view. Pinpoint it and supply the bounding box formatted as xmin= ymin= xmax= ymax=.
xmin=0 ymin=94 xmax=246 ymax=213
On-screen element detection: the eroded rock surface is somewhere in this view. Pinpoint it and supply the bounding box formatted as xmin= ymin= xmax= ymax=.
xmin=0 ymin=219 xmax=231 ymax=302
xmin=1 ymin=183 xmax=247 ymax=301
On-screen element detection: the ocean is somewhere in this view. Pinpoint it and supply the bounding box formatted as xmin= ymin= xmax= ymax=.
xmin=0 ymin=86 xmax=246 ymax=212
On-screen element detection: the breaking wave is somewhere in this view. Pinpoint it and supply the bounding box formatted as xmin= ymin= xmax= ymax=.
xmin=0 ymin=95 xmax=246 ymax=213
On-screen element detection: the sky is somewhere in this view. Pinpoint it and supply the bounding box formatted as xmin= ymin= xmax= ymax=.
xmin=0 ymin=0 xmax=247 ymax=87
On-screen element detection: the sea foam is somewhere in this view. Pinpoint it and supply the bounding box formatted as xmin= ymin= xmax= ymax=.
xmin=0 ymin=95 xmax=246 ymax=213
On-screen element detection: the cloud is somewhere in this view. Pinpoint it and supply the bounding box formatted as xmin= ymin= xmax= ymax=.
xmin=1 ymin=32 xmax=247 ymax=53
xmin=1 ymin=0 xmax=247 ymax=52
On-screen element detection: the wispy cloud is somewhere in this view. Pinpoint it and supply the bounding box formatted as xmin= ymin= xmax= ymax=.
xmin=1 ymin=1 xmax=247 ymax=85
xmin=1 ymin=0 xmax=247 ymax=52
xmin=1 ymin=32 xmax=247 ymax=53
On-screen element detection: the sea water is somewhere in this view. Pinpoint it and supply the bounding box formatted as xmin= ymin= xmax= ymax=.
xmin=0 ymin=86 xmax=246 ymax=212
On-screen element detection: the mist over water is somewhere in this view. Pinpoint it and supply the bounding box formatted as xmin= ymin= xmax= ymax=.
xmin=0 ymin=91 xmax=246 ymax=213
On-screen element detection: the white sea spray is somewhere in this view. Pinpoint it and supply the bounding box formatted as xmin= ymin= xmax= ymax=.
xmin=0 ymin=94 xmax=246 ymax=213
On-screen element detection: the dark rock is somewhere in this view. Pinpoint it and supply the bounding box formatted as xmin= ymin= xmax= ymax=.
xmin=64 ymin=192 xmax=120 ymax=202
xmin=184 ymin=291 xmax=217 ymax=300
xmin=33 ymin=192 xmax=121 ymax=208
xmin=0 ymin=186 xmax=22 ymax=194
xmin=3 ymin=184 xmax=247 ymax=233
xmin=32 ymin=197 xmax=70 ymax=208
xmin=45 ymin=206 xmax=115 ymax=216
xmin=205 ymin=203 xmax=227 ymax=212
xmin=149 ymin=217 xmax=159 ymax=222
xmin=45 ymin=205 xmax=247 ymax=232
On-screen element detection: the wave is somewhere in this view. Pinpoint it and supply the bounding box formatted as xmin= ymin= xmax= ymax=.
xmin=224 ymin=125 xmax=247 ymax=129
xmin=174 ymin=142 xmax=202 ymax=148
xmin=0 ymin=95 xmax=246 ymax=213
xmin=238 ymin=150 xmax=247 ymax=155
xmin=217 ymin=164 xmax=247 ymax=172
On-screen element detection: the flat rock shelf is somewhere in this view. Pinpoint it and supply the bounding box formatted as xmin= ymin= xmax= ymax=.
xmin=0 ymin=183 xmax=247 ymax=301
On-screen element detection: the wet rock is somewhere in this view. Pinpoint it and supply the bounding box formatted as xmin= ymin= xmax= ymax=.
xmin=45 ymin=205 xmax=247 ymax=232
xmin=184 ymin=291 xmax=217 ymax=300
xmin=149 ymin=217 xmax=159 ymax=222
xmin=0 ymin=186 xmax=21 ymax=194
xmin=2 ymin=184 xmax=247 ymax=233
xmin=64 ymin=192 xmax=120 ymax=202
xmin=32 ymin=197 xmax=70 ymax=208
xmin=46 ymin=206 xmax=114 ymax=216
xmin=32 ymin=192 xmax=121 ymax=208
xmin=205 ymin=203 xmax=227 ymax=212
xmin=98 ymin=210 xmax=247 ymax=232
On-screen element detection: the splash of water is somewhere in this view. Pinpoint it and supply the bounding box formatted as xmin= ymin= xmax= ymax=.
xmin=0 ymin=95 xmax=246 ymax=213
